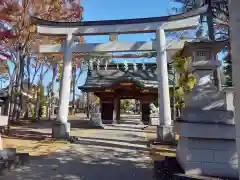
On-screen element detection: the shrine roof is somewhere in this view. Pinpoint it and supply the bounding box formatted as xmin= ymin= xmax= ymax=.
xmin=79 ymin=63 xmax=174 ymax=91
xmin=181 ymin=40 xmax=229 ymax=55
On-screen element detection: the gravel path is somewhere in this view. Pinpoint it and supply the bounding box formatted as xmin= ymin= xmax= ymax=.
xmin=2 ymin=118 xmax=153 ymax=180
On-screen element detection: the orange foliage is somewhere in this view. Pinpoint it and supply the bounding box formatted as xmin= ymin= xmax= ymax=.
xmin=0 ymin=0 xmax=84 ymax=58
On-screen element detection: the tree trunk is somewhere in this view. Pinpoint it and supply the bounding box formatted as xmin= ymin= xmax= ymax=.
xmin=49 ymin=63 xmax=57 ymax=120
xmin=11 ymin=50 xmax=25 ymax=124
xmin=4 ymin=66 xmax=16 ymax=116
xmin=206 ymin=0 xmax=221 ymax=90
xmin=71 ymin=65 xmax=76 ymax=115
xmin=36 ymin=63 xmax=44 ymax=121
xmin=172 ymin=70 xmax=176 ymax=121
xmin=24 ymin=57 xmax=31 ymax=119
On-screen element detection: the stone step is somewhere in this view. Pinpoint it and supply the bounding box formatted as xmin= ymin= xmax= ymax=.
xmin=0 ymin=148 xmax=16 ymax=160
xmin=15 ymin=153 xmax=30 ymax=165
xmin=0 ymin=150 xmax=30 ymax=176
xmin=173 ymin=174 xmax=238 ymax=180
xmin=153 ymin=157 xmax=238 ymax=180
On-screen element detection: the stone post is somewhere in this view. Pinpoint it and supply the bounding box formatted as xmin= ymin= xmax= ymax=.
xmin=229 ymin=1 xmax=240 ymax=178
xmin=155 ymin=28 xmax=173 ymax=141
xmin=52 ymin=34 xmax=73 ymax=139
xmin=90 ymin=102 xmax=103 ymax=128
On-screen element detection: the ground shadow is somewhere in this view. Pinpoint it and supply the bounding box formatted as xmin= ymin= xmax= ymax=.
xmin=5 ymin=128 xmax=51 ymax=141
xmin=77 ymin=136 xmax=147 ymax=146
xmin=2 ymin=139 xmax=153 ymax=180
xmin=2 ymin=114 xmax=153 ymax=180
xmin=73 ymin=138 xmax=148 ymax=152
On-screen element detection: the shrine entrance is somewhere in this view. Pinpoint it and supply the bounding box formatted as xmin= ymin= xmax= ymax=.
xmin=79 ymin=63 xmax=170 ymax=125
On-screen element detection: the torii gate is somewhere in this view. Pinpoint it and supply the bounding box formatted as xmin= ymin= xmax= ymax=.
xmin=31 ymin=5 xmax=207 ymax=140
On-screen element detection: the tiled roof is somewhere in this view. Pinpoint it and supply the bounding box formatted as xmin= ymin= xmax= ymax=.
xmin=79 ymin=63 xmax=174 ymax=90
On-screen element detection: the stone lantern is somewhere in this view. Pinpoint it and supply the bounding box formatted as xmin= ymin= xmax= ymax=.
xmin=180 ymin=41 xmax=226 ymax=116
xmin=174 ymin=40 xmax=238 ymax=178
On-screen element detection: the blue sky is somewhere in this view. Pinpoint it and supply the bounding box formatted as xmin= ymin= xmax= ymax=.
xmin=82 ymin=0 xmax=174 ymax=43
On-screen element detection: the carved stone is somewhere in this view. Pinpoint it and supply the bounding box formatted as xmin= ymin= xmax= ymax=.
xmin=149 ymin=103 xmax=159 ymax=114
xmin=149 ymin=103 xmax=160 ymax=125
xmin=90 ymin=113 xmax=104 ymax=128
xmin=90 ymin=103 xmax=104 ymax=128
xmin=175 ymin=44 xmax=237 ymax=178
xmin=91 ymin=103 xmax=100 ymax=113
xmin=149 ymin=113 xmax=159 ymax=126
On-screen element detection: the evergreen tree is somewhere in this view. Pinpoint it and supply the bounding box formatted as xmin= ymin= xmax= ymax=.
xmin=223 ymin=53 xmax=232 ymax=86
xmin=172 ymin=0 xmax=230 ymax=86
xmin=37 ymin=81 xmax=46 ymax=118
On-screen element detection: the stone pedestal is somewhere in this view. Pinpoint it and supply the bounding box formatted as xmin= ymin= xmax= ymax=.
xmin=52 ymin=122 xmax=70 ymax=140
xmin=174 ymin=119 xmax=237 ymax=178
xmin=90 ymin=113 xmax=104 ymax=128
xmin=150 ymin=113 xmax=160 ymax=126
xmin=157 ymin=125 xmax=174 ymax=142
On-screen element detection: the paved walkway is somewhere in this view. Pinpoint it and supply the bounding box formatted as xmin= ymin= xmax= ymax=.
xmin=2 ymin=116 xmax=153 ymax=180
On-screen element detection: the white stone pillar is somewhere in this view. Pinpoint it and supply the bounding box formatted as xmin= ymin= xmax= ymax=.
xmin=155 ymin=28 xmax=173 ymax=142
xmin=156 ymin=28 xmax=172 ymax=126
xmin=52 ymin=33 xmax=73 ymax=139
xmin=229 ymin=1 xmax=240 ymax=178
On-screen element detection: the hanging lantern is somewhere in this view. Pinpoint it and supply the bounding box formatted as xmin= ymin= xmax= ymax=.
xmin=124 ymin=60 xmax=128 ymax=71
xmin=104 ymin=61 xmax=108 ymax=70
xmin=142 ymin=63 xmax=146 ymax=70
xmin=133 ymin=63 xmax=137 ymax=71
xmin=97 ymin=59 xmax=100 ymax=70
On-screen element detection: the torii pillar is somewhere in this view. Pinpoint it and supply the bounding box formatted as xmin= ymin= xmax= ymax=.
xmin=155 ymin=28 xmax=173 ymax=142
xmin=52 ymin=34 xmax=73 ymax=139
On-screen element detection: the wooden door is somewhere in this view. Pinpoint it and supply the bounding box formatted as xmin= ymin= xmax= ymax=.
xmin=101 ymin=103 xmax=113 ymax=124
xmin=141 ymin=103 xmax=150 ymax=125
